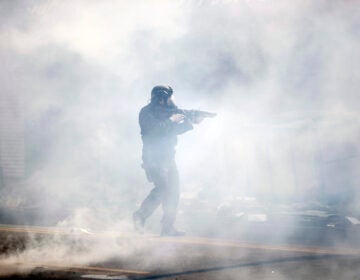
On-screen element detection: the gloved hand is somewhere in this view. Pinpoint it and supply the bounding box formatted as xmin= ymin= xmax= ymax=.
xmin=169 ymin=113 xmax=185 ymax=123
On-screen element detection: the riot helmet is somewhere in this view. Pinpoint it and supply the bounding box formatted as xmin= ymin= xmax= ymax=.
xmin=151 ymin=85 xmax=173 ymax=103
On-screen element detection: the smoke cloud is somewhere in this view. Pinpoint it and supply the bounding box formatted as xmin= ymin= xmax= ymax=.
xmin=0 ymin=0 xmax=359 ymax=277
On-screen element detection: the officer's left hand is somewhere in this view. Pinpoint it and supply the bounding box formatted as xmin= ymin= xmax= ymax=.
xmin=170 ymin=113 xmax=185 ymax=123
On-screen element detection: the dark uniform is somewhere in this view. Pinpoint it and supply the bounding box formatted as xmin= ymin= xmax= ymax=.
xmin=133 ymin=86 xmax=193 ymax=236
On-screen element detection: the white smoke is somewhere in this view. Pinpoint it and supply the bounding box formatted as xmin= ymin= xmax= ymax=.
xmin=0 ymin=0 xmax=359 ymax=277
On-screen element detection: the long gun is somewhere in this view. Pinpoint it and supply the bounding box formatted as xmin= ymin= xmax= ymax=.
xmin=158 ymin=108 xmax=217 ymax=122
xmin=179 ymin=109 xmax=217 ymax=122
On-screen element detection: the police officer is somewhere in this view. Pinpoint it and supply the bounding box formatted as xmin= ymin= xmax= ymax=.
xmin=133 ymin=85 xmax=203 ymax=236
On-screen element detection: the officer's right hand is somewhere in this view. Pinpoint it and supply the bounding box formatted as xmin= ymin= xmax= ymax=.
xmin=170 ymin=113 xmax=185 ymax=123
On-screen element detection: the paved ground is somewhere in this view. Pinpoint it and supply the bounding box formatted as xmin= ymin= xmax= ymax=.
xmin=0 ymin=224 xmax=360 ymax=279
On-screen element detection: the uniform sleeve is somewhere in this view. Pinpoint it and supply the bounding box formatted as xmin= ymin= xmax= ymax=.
xmin=139 ymin=107 xmax=193 ymax=136
xmin=139 ymin=107 xmax=172 ymax=135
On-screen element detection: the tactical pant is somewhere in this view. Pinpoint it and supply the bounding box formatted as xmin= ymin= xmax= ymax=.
xmin=136 ymin=160 xmax=180 ymax=227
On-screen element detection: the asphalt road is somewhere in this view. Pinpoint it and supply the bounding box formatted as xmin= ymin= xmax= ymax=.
xmin=0 ymin=224 xmax=360 ymax=279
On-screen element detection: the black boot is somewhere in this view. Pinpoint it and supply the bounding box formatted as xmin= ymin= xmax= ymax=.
xmin=161 ymin=225 xmax=185 ymax=237
xmin=133 ymin=212 xmax=145 ymax=234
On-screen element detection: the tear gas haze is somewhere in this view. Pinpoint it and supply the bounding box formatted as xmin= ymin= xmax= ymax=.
xmin=0 ymin=0 xmax=359 ymax=278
